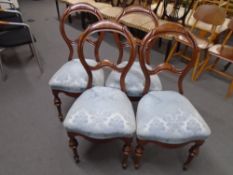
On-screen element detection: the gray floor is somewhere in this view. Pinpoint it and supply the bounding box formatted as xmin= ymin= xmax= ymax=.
xmin=0 ymin=0 xmax=233 ymax=175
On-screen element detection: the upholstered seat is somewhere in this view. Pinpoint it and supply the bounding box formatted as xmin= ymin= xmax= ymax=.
xmin=136 ymin=91 xmax=211 ymax=144
xmin=49 ymin=59 xmax=104 ymax=93
xmin=63 ymin=86 xmax=136 ymax=139
xmin=105 ymin=61 xmax=162 ymax=97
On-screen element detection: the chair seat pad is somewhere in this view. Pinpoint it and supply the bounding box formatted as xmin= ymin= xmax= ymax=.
xmin=136 ymin=91 xmax=211 ymax=144
xmin=209 ymin=44 xmax=233 ymax=61
xmin=105 ymin=61 xmax=162 ymax=97
xmin=63 ymin=86 xmax=136 ymax=139
xmin=49 ymin=59 xmax=104 ymax=93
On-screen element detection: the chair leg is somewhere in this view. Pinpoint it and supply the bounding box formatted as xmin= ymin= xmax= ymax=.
xmin=122 ymin=138 xmax=132 ymax=169
xmin=192 ymin=51 xmax=201 ymax=81
xmin=165 ymin=41 xmax=178 ymax=63
xmin=30 ymin=41 xmax=43 ymax=73
xmin=223 ymin=62 xmax=231 ymax=72
xmin=29 ymin=44 xmax=34 ymax=57
xmin=55 ymin=0 xmax=61 ymax=20
xmin=68 ymin=133 xmax=80 ymax=163
xmin=195 ymin=53 xmax=211 ymax=80
xmin=226 ymin=80 xmax=233 ymax=98
xmin=164 ymin=40 xmax=172 ymax=62
xmin=52 ymin=90 xmax=63 ymax=122
xmin=134 ymin=140 xmax=145 ymax=169
xmin=0 ymin=54 xmax=6 ymax=81
xmin=183 ymin=141 xmax=204 ymax=171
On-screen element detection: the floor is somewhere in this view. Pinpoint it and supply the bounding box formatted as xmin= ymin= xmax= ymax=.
xmin=0 ymin=0 xmax=233 ymax=175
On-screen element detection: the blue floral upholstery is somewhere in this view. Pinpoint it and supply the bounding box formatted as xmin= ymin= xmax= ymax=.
xmin=49 ymin=59 xmax=105 ymax=93
xmin=136 ymin=91 xmax=211 ymax=144
xmin=105 ymin=61 xmax=162 ymax=97
xmin=63 ymin=86 xmax=136 ymax=139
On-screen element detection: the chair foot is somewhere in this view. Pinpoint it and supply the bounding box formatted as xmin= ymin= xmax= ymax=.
xmin=183 ymin=141 xmax=204 ymax=170
xmin=68 ymin=134 xmax=80 ymax=164
xmin=52 ymin=91 xmax=63 ymax=121
xmin=122 ymin=139 xmax=132 ymax=169
xmin=134 ymin=141 xmax=144 ymax=169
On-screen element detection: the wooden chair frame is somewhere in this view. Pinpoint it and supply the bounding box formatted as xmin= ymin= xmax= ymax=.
xmin=195 ymin=18 xmax=233 ymax=97
xmin=166 ymin=4 xmax=226 ymax=80
xmin=135 ymin=22 xmax=202 ymax=170
xmin=66 ymin=20 xmax=136 ymax=168
xmin=51 ymin=3 xmax=104 ymax=121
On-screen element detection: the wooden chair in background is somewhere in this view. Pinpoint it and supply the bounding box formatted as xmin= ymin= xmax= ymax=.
xmin=166 ymin=4 xmax=226 ymax=80
xmin=196 ymin=18 xmax=233 ymax=97
xmin=134 ymin=22 xmax=211 ymax=170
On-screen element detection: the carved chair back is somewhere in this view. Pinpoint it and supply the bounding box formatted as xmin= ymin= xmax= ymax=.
xmin=160 ymin=0 xmax=195 ymax=25
xmin=139 ymin=22 xmax=199 ymax=94
xmin=77 ymin=20 xmax=136 ymax=91
xmin=60 ymin=3 xmax=104 ymax=61
xmin=191 ymin=4 xmax=226 ymax=44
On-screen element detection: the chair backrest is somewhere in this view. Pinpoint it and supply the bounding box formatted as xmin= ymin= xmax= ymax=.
xmin=78 ymin=20 xmax=136 ymax=91
xmin=193 ymin=4 xmax=226 ymax=25
xmin=161 ymin=0 xmax=195 ymax=25
xmin=60 ymin=3 xmax=104 ymax=61
xmin=191 ymin=4 xmax=226 ymax=43
xmin=139 ymin=22 xmax=199 ymax=94
xmin=114 ymin=6 xmax=159 ymax=63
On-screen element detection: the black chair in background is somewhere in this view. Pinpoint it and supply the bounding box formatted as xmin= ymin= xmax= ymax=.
xmin=0 ymin=9 xmax=43 ymax=80
xmin=158 ymin=0 xmax=194 ymax=60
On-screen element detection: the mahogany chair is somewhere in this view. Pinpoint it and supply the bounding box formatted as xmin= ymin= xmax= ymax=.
xmin=105 ymin=6 xmax=162 ymax=101
xmin=134 ymin=22 xmax=211 ymax=170
xmin=196 ymin=18 xmax=233 ymax=97
xmin=49 ymin=3 xmax=105 ymax=121
xmin=63 ymin=20 xmax=136 ymax=168
xmin=166 ymin=4 xmax=226 ymax=80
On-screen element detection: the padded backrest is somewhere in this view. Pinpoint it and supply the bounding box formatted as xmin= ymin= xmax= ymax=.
xmin=78 ymin=20 xmax=136 ymax=91
xmin=139 ymin=22 xmax=199 ymax=94
xmin=60 ymin=3 xmax=104 ymax=60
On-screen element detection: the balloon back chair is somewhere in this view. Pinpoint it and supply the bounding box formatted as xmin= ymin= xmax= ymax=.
xmin=166 ymin=4 xmax=226 ymax=80
xmin=63 ymin=20 xmax=137 ymax=168
xmin=105 ymin=6 xmax=162 ymax=101
xmin=134 ymin=22 xmax=211 ymax=170
xmin=49 ymin=3 xmax=105 ymax=121
xmin=196 ymin=18 xmax=233 ymax=98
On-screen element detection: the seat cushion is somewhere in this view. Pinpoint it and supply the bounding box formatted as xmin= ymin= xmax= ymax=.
xmin=105 ymin=61 xmax=162 ymax=97
xmin=63 ymin=86 xmax=136 ymax=139
xmin=49 ymin=59 xmax=104 ymax=93
xmin=209 ymin=44 xmax=233 ymax=62
xmin=136 ymin=91 xmax=211 ymax=144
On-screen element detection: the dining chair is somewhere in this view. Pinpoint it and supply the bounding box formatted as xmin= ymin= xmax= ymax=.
xmin=134 ymin=22 xmax=211 ymax=170
xmin=63 ymin=20 xmax=136 ymax=168
xmin=49 ymin=3 xmax=105 ymax=122
xmin=157 ymin=0 xmax=195 ymax=60
xmin=166 ymin=4 xmax=226 ymax=80
xmin=105 ymin=6 xmax=162 ymax=101
xmin=195 ymin=18 xmax=233 ymax=97
xmin=0 ymin=9 xmax=43 ymax=80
